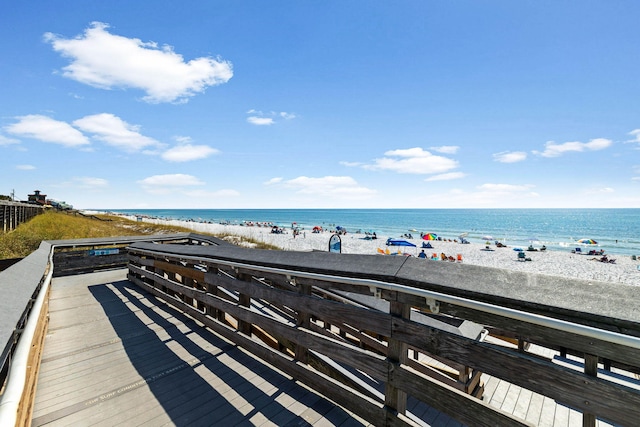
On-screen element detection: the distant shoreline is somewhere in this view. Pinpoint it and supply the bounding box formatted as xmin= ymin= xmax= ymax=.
xmin=99 ymin=208 xmax=640 ymax=257
xmin=100 ymin=212 xmax=640 ymax=287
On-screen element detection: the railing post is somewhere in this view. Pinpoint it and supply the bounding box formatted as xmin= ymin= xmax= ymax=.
xmin=237 ymin=273 xmax=252 ymax=336
xmin=295 ymin=281 xmax=311 ymax=364
xmin=583 ymin=354 xmax=598 ymax=427
xmin=385 ymin=294 xmax=410 ymax=417
xmin=183 ymin=262 xmax=195 ymax=307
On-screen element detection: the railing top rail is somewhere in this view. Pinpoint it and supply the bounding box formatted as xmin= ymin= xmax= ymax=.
xmin=128 ymin=244 xmax=640 ymax=351
xmin=0 ymin=200 xmax=45 ymax=208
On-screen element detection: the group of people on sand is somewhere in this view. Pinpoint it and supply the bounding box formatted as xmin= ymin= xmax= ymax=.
xmin=418 ymin=250 xmax=462 ymax=262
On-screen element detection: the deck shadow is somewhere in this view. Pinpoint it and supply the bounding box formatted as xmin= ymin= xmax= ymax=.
xmin=87 ymin=278 xmax=359 ymax=426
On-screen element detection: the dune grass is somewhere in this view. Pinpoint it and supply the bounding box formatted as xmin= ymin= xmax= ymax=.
xmin=0 ymin=211 xmax=278 ymax=259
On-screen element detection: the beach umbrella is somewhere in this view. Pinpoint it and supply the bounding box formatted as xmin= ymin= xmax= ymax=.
xmin=312 ymin=226 xmax=322 ymax=231
xmin=577 ymin=238 xmax=597 ymax=245
xmin=422 ymin=233 xmax=437 ymax=241
xmin=458 ymin=232 xmax=469 ymax=238
xmin=482 ymin=235 xmax=494 ymax=241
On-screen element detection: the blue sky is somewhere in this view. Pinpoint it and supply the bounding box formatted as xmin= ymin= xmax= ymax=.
xmin=1 ymin=1 xmax=639 ymax=209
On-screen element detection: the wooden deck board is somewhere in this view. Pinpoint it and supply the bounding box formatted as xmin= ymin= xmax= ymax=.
xmin=32 ymin=270 xmax=368 ymax=426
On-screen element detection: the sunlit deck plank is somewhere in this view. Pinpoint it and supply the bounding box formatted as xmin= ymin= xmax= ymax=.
xmin=32 ymin=270 xmax=368 ymax=426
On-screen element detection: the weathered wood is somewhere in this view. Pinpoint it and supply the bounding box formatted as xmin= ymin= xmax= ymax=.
xmin=205 ymin=271 xmax=392 ymax=337
xmin=296 ymin=276 xmax=375 ymax=297
xmin=385 ymin=298 xmax=410 ymax=414
xmin=124 ymin=242 xmax=640 ymax=427
xmin=391 ymin=315 xmax=640 ymax=425
xmin=33 ymin=270 xmax=368 ymax=427
xmin=132 ymin=276 xmax=414 ymax=427
xmin=147 ymin=273 xmax=391 ymax=383
xmin=16 ymin=285 xmax=49 ymax=426
xmin=438 ymin=302 xmax=640 ymax=369
xmin=392 ymin=365 xmax=533 ymax=427
xmin=152 ymin=259 xmax=205 ymax=283
xmin=295 ymin=282 xmax=312 ymax=364
xmin=0 ymin=201 xmax=44 ymax=232
xmin=583 ymin=354 xmax=598 ymax=427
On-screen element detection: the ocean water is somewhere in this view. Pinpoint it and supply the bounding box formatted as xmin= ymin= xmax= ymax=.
xmin=107 ymin=208 xmax=640 ymax=256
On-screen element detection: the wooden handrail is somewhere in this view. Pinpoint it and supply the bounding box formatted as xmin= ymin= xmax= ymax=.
xmin=127 ymin=241 xmax=640 ymax=427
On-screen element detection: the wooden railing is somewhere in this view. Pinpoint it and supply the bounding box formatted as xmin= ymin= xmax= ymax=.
xmin=127 ymin=240 xmax=640 ymax=427
xmin=0 ymin=201 xmax=44 ymax=233
xmin=0 ymin=233 xmax=226 ymax=425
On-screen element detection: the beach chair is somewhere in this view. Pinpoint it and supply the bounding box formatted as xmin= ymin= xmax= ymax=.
xmin=517 ymin=251 xmax=526 ymax=261
xmin=573 ymin=247 xmax=582 ymax=254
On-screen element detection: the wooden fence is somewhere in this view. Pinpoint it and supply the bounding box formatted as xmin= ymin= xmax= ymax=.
xmin=0 ymin=201 xmax=44 ymax=233
xmin=49 ymin=233 xmax=224 ymax=277
xmin=127 ymin=240 xmax=640 ymax=427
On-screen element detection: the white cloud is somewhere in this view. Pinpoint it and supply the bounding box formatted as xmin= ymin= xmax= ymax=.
xmin=455 ymin=183 xmax=540 ymax=206
xmin=339 ymin=161 xmax=362 ymax=167
xmin=425 ymin=172 xmax=466 ymax=181
xmin=138 ymin=173 xmax=204 ymax=194
xmin=44 ymin=22 xmax=232 ymax=103
xmin=5 ymin=115 xmax=90 ymax=147
xmin=74 ymin=177 xmax=109 ymax=188
xmin=280 ymin=112 xmax=296 ymax=120
xmin=246 ymin=109 xmax=295 ymax=125
xmin=247 ymin=116 xmax=274 ymax=126
xmin=280 ymin=176 xmax=376 ymax=199
xmin=0 ymin=135 xmax=21 ymax=146
xmin=533 ymin=138 xmax=612 ymax=158
xmin=264 ymin=177 xmax=283 ymax=185
xmin=73 ymin=113 xmax=163 ymax=152
xmin=628 ymin=129 xmax=640 ymax=148
xmin=174 ymin=135 xmax=192 ymax=144
xmin=431 ymin=145 xmax=459 ymax=154
xmin=585 ymin=186 xmax=614 ymax=194
xmin=363 ymin=147 xmax=458 ymax=174
xmin=161 ymin=143 xmax=219 ymax=162
xmin=477 ymin=183 xmax=536 ymax=193
xmin=493 ymin=151 xmax=527 ymax=163
xmin=139 ymin=173 xmax=204 ymax=187
xmin=16 ymin=164 xmax=35 ymax=170
xmin=185 ymin=189 xmax=239 ymax=198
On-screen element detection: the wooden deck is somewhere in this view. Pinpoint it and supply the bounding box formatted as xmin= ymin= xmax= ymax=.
xmin=31 ymin=269 xmax=629 ymax=427
xmin=32 ymin=270 xmax=371 ymax=426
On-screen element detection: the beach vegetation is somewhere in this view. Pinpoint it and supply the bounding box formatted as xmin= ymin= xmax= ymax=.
xmin=0 ymin=211 xmax=279 ymax=259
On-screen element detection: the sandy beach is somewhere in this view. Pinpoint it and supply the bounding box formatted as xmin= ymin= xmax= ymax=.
xmin=118 ymin=215 xmax=640 ymax=287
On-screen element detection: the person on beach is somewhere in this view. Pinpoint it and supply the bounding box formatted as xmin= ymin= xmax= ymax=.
xmin=418 ymin=250 xmax=427 ymax=259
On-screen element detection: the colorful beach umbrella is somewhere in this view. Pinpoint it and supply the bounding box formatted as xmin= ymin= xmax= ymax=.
xmin=422 ymin=233 xmax=437 ymax=240
xmin=577 ymin=238 xmax=597 ymax=245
